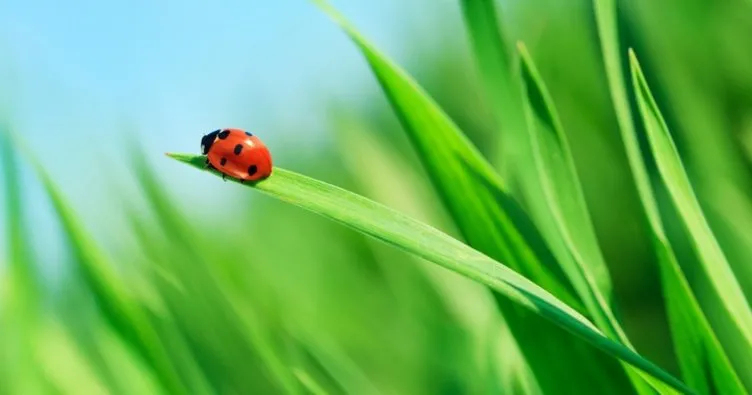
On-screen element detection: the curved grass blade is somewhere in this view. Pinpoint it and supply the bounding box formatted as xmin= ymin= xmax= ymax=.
xmin=516 ymin=42 xmax=618 ymax=329
xmin=591 ymin=0 xmax=642 ymax=194
xmin=703 ymin=183 xmax=752 ymax=303
xmin=458 ymin=0 xmax=525 ymax=177
xmin=168 ymin=153 xmax=693 ymax=394
xmin=654 ymin=237 xmax=746 ymax=395
xmin=516 ymin=42 xmax=667 ymax=394
xmin=630 ymin=50 xmax=752 ymax=392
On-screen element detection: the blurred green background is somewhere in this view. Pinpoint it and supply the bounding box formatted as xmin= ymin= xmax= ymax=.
xmin=1 ymin=0 xmax=751 ymax=394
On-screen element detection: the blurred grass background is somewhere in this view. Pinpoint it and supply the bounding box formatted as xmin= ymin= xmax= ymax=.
xmin=1 ymin=0 xmax=751 ymax=394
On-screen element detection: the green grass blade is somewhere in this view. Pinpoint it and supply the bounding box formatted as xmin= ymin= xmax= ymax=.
xmin=654 ymin=237 xmax=746 ymax=394
xmin=517 ymin=42 xmax=616 ymax=327
xmin=702 ymin=184 xmax=752 ymax=303
xmin=515 ymin=43 xmax=667 ymax=394
xmin=458 ymin=0 xmax=525 ymax=177
xmin=591 ymin=0 xmax=647 ymax=204
xmin=629 ymin=50 xmax=752 ymax=390
xmin=167 ymin=153 xmax=693 ymax=394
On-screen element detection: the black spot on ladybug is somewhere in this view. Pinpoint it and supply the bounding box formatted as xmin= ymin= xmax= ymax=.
xmin=245 ymin=131 xmax=253 ymax=137
xmin=234 ymin=144 xmax=243 ymax=155
xmin=220 ymin=157 xmax=227 ymax=166
xmin=218 ymin=130 xmax=230 ymax=139
xmin=248 ymin=165 xmax=257 ymax=176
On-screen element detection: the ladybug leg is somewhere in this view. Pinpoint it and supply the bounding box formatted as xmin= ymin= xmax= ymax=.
xmin=222 ymin=173 xmax=227 ymax=182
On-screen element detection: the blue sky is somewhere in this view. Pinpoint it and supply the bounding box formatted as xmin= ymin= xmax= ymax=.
xmin=0 ymin=0 xmax=462 ymax=258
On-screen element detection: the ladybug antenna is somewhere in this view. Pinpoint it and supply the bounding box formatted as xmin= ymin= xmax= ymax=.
xmin=201 ymin=129 xmax=220 ymax=154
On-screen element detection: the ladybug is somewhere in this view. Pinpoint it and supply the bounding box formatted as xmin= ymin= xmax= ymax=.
xmin=200 ymin=128 xmax=272 ymax=182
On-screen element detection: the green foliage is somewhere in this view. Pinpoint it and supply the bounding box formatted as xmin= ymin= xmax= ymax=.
xmin=19 ymin=139 xmax=187 ymax=395
xmin=593 ymin=0 xmax=750 ymax=392
xmin=629 ymin=51 xmax=750 ymax=392
xmin=0 ymin=130 xmax=49 ymax=395
xmin=2 ymin=0 xmax=751 ymax=394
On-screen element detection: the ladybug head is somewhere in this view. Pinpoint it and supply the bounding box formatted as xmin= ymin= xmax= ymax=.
xmin=200 ymin=129 xmax=220 ymax=155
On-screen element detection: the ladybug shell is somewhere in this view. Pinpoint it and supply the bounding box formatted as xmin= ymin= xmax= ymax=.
xmin=207 ymin=129 xmax=272 ymax=181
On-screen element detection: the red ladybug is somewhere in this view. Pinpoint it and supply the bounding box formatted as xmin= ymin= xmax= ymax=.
xmin=200 ymin=128 xmax=272 ymax=182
